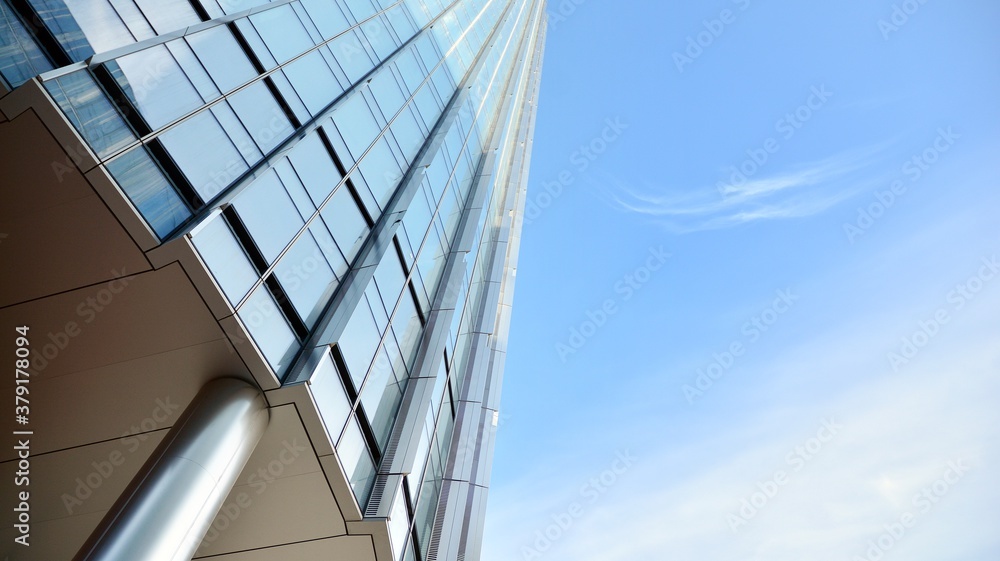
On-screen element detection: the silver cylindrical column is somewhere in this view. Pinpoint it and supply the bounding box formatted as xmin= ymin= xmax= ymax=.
xmin=74 ymin=378 xmax=270 ymax=561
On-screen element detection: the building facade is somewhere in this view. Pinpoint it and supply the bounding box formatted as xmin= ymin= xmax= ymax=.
xmin=0 ymin=0 xmax=545 ymax=559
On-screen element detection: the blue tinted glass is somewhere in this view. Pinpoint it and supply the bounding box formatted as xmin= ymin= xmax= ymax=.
xmin=373 ymin=252 xmax=407 ymax=316
xmin=190 ymin=213 xmax=258 ymax=305
xmin=308 ymin=222 xmax=350 ymax=280
xmin=165 ymin=39 xmax=219 ymax=103
xmin=310 ymin=351 xmax=352 ymax=439
xmin=412 ymin=86 xmax=441 ymax=130
xmin=359 ymin=137 xmax=402 ymax=209
xmin=369 ymin=70 xmax=407 ymax=119
xmin=365 ymin=287 xmax=388 ymax=335
xmin=233 ymin=170 xmax=303 ymax=263
xmin=157 ymin=109 xmax=247 ymax=200
xmin=385 ymin=5 xmax=416 ymax=42
xmin=228 ymin=81 xmax=293 ymax=154
xmin=343 ymin=0 xmax=377 ymax=22
xmin=391 ymin=287 xmax=423 ymax=365
xmin=105 ymin=147 xmax=190 ymax=238
xmin=360 ymin=16 xmax=396 ymax=62
xmin=211 ymin=102 xmax=262 ymax=164
xmin=333 ymin=93 xmax=380 ymax=160
xmin=391 ymin=106 xmax=425 ymax=163
xmin=283 ymin=50 xmax=342 ymax=115
xmin=274 ymin=230 xmax=337 ymax=327
xmin=44 ymin=70 xmax=136 ymax=158
xmin=288 ymin=133 xmax=343 ymax=207
xmin=338 ymin=415 xmax=376 ymax=501
xmin=187 ymin=26 xmax=256 ymax=93
xmin=359 ymin=346 xmax=402 ymax=448
xmin=273 ymin=160 xmax=315 ymax=219
xmin=268 ymin=70 xmax=311 ymax=125
xmin=299 ymin=0 xmax=350 ymax=39
xmin=330 ymin=29 xmax=373 ymax=85
xmin=214 ymin=0 xmax=268 ymax=14
xmin=320 ymin=188 xmax=368 ymax=261
xmin=239 ymin=285 xmax=299 ymax=376
xmin=111 ymin=45 xmax=203 ymax=129
xmin=250 ymin=5 xmax=314 ymax=64
xmin=0 ymin=3 xmax=54 ymax=88
xmin=394 ymin=49 xmax=424 ymax=94
xmin=28 ymin=0 xmax=132 ymax=58
xmin=134 ymin=0 xmax=200 ymax=34
xmin=338 ymin=301 xmax=382 ymax=388
xmin=233 ymin=18 xmax=276 ymax=70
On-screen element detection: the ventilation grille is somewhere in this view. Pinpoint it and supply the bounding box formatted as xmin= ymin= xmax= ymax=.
xmin=426 ymin=482 xmax=452 ymax=560
xmin=365 ymin=474 xmax=391 ymax=518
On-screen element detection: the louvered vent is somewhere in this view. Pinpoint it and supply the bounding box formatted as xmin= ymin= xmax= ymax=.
xmin=425 ymin=482 xmax=452 ymax=560
xmin=365 ymin=474 xmax=391 ymax=518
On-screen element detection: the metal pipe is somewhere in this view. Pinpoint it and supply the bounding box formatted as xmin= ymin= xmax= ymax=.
xmin=74 ymin=378 xmax=270 ymax=561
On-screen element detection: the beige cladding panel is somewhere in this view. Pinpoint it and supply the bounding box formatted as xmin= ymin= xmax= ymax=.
xmin=0 ymin=110 xmax=150 ymax=307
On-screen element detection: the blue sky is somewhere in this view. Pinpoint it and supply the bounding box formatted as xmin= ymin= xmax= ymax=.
xmin=484 ymin=1 xmax=1000 ymax=560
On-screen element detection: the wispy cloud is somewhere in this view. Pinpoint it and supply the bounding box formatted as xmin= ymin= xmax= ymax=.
xmin=589 ymin=146 xmax=893 ymax=233
xmin=484 ymin=287 xmax=1000 ymax=561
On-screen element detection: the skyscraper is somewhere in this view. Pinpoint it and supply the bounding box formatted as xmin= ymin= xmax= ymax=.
xmin=0 ymin=0 xmax=545 ymax=559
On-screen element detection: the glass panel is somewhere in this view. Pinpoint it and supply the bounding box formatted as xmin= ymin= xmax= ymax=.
xmin=211 ymin=101 xmax=262 ymax=164
xmin=373 ymin=252 xmax=407 ymax=315
xmin=165 ymin=39 xmax=219 ymax=103
xmin=288 ymin=133 xmax=342 ymax=207
xmin=309 ymin=221 xmax=350 ymax=279
xmin=269 ymin=70 xmax=311 ymax=125
xmin=134 ymin=0 xmax=200 ymax=34
xmin=330 ymin=29 xmax=373 ymax=85
xmin=394 ymin=49 xmax=424 ymax=94
xmin=384 ymin=5 xmax=416 ymax=41
xmin=358 ymin=136 xmax=402 ymax=209
xmin=249 ymin=5 xmax=314 ymax=64
xmin=338 ymin=301 xmax=382 ymax=389
xmin=391 ymin=287 xmax=423 ymax=365
xmin=332 ymin=92 xmax=380 ymax=160
xmin=191 ymin=213 xmax=257 ymax=305
xmin=233 ymin=18 xmax=276 ymax=70
xmin=28 ymin=0 xmax=133 ymax=59
xmin=239 ymin=284 xmax=299 ymax=375
xmin=360 ymin=15 xmax=395 ymax=62
xmin=0 ymin=3 xmax=53 ymax=89
xmin=299 ymin=0 xmax=350 ymax=39
xmin=365 ymin=286 xmax=388 ymax=335
xmin=110 ymin=44 xmax=203 ymax=129
xmin=338 ymin=415 xmax=376 ymax=503
xmin=44 ymin=71 xmax=136 ymax=158
xmin=310 ymin=350 xmax=352 ymax=440
xmin=343 ymin=0 xmax=377 ymax=22
xmin=369 ymin=69 xmax=406 ymax=120
xmin=273 ymin=159 xmax=315 ymax=219
xmin=283 ymin=50 xmax=342 ymax=115
xmin=274 ymin=230 xmax=337 ymax=327
xmin=320 ymin=186 xmax=369 ymax=262
xmin=388 ymin=485 xmax=410 ymax=560
xmin=108 ymin=0 xmax=154 ymax=42
xmin=359 ymin=345 xmax=402 ymax=448
xmin=232 ymin=170 xmax=303 ymax=263
xmin=186 ymin=25 xmax=257 ymax=93
xmin=157 ymin=109 xmax=247 ymax=200
xmin=412 ymin=85 xmax=441 ymax=130
xmin=227 ymin=81 xmax=292 ymax=154
xmin=391 ymin=105 xmax=425 ymax=164
xmin=105 ymin=147 xmax=190 ymax=238
xmin=214 ymin=0 xmax=269 ymax=15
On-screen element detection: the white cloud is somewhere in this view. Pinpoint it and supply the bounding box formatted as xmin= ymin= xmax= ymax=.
xmin=484 ymin=286 xmax=1000 ymax=561
xmin=588 ymin=146 xmax=895 ymax=233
